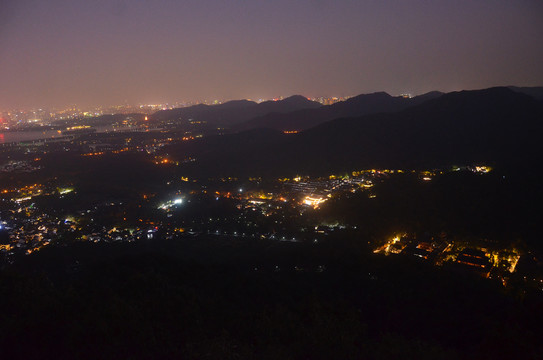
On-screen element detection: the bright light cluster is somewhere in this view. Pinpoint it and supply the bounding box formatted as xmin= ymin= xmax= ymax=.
xmin=158 ymin=198 xmax=183 ymax=210
xmin=303 ymin=195 xmax=327 ymax=208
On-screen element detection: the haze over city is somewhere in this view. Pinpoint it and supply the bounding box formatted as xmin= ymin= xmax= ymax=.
xmin=1 ymin=0 xmax=543 ymax=109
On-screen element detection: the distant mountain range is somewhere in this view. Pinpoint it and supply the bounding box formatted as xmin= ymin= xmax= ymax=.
xmin=149 ymin=87 xmax=543 ymax=134
xmin=150 ymin=95 xmax=321 ymax=127
xmin=234 ymin=91 xmax=444 ymax=132
xmin=166 ymin=87 xmax=543 ymax=177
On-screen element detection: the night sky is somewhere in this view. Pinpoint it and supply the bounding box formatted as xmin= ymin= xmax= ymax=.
xmin=1 ymin=0 xmax=542 ymax=109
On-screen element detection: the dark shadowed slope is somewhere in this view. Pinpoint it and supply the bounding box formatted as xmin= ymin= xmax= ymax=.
xmin=234 ymin=91 xmax=444 ymax=132
xmin=290 ymin=87 xmax=542 ymax=171
xmin=508 ymin=86 xmax=543 ymax=101
xmin=150 ymin=95 xmax=321 ymax=127
xmin=168 ymin=87 xmax=542 ymax=177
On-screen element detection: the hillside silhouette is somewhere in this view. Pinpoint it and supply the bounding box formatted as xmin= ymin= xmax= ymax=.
xmin=234 ymin=91 xmax=444 ymax=132
xmin=169 ymin=87 xmax=543 ymax=177
xmin=150 ymin=95 xmax=321 ymax=127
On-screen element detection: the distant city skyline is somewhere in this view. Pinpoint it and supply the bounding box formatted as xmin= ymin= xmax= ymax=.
xmin=1 ymin=0 xmax=542 ymax=110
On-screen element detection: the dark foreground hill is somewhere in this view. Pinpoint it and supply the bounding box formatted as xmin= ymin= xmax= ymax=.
xmin=169 ymin=87 xmax=543 ymax=177
xmin=234 ymin=91 xmax=444 ymax=132
xmin=150 ymin=95 xmax=321 ymax=127
xmin=1 ymin=237 xmax=541 ymax=359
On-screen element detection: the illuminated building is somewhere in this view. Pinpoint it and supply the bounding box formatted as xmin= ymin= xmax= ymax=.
xmin=303 ymin=195 xmax=327 ymax=208
xmin=456 ymin=248 xmax=492 ymax=277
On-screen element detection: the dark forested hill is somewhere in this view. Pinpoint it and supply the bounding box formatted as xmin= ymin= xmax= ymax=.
xmin=3 ymin=236 xmax=541 ymax=359
xmin=168 ymin=87 xmax=543 ymax=177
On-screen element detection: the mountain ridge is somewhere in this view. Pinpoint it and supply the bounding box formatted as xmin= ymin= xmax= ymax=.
xmin=233 ymin=91 xmax=444 ymax=132
xmin=167 ymin=87 xmax=543 ymax=177
xmin=150 ymin=95 xmax=321 ymax=127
